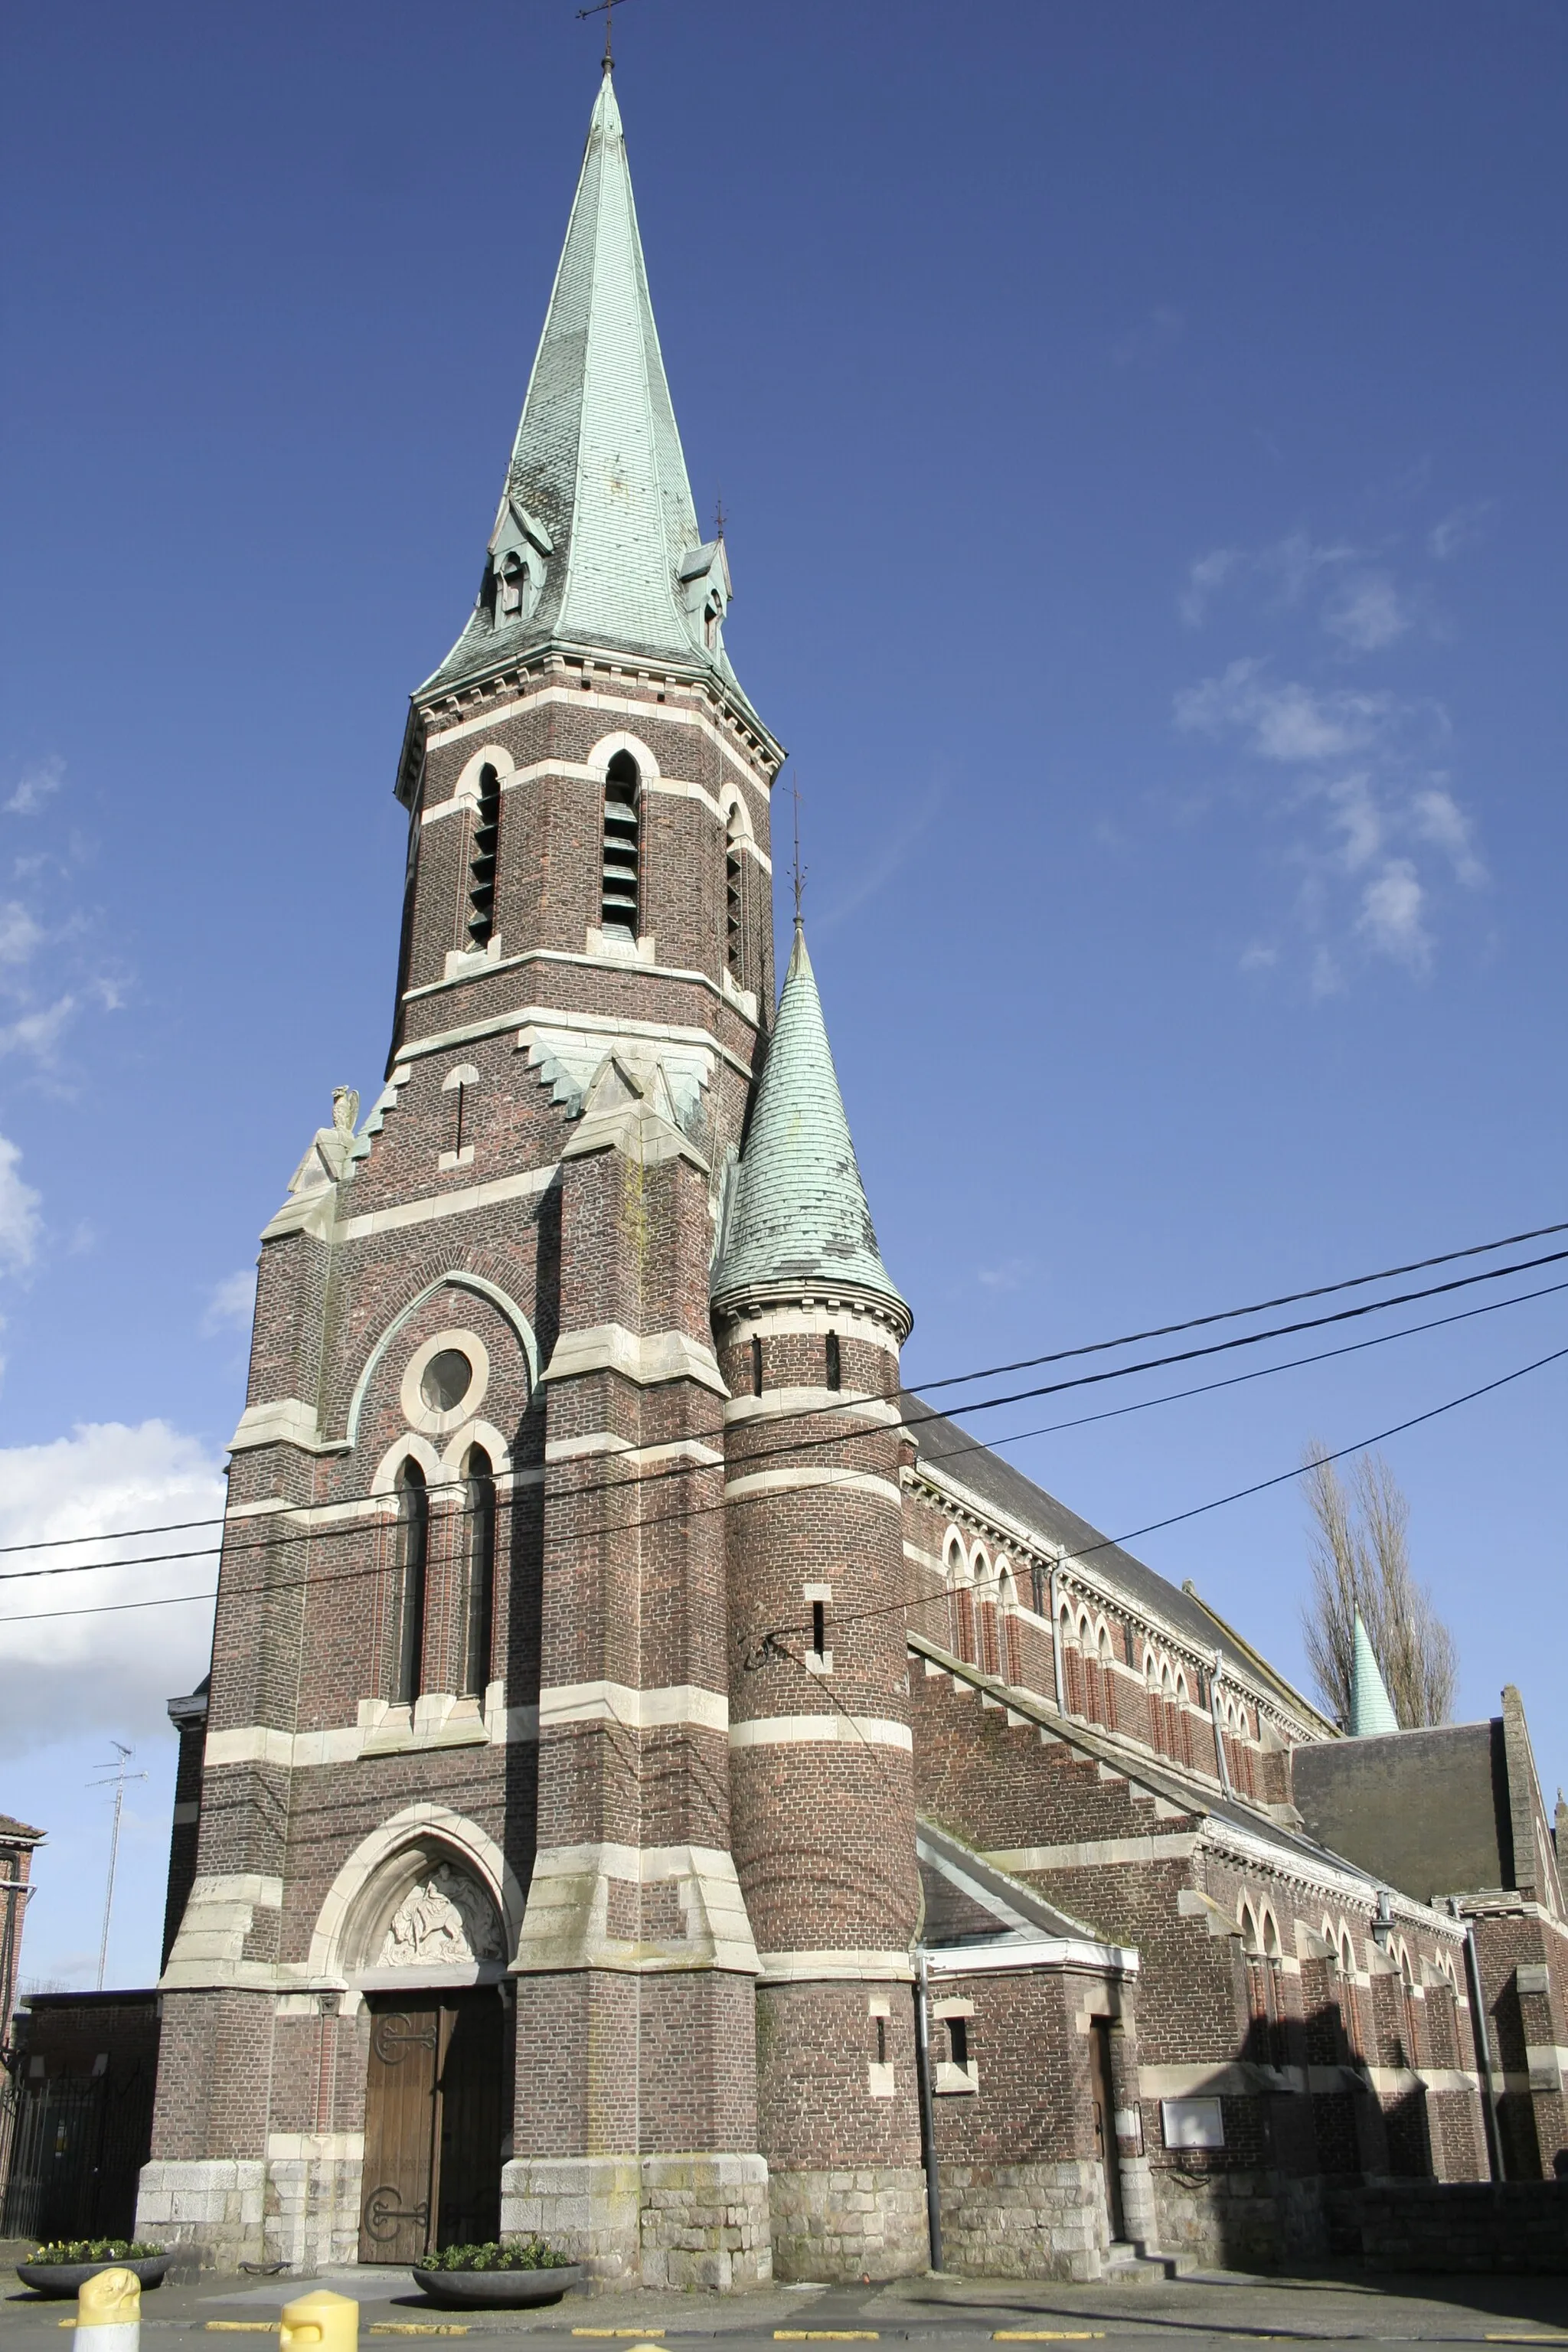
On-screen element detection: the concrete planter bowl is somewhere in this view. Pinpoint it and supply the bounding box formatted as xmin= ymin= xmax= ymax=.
xmin=409 ymin=2264 xmax=583 ymax=2308
xmin=15 ymin=2257 xmax=175 ymax=2299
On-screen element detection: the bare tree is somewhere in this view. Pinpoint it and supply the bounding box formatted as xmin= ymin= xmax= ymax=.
xmin=1301 ymin=1442 xmax=1458 ymax=1731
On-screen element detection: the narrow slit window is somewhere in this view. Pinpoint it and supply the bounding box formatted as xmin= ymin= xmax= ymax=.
xmin=948 ymin=2017 xmax=969 ymax=2069
xmin=466 ymin=765 xmax=501 ymax=949
xmin=875 ymin=2017 xmax=887 ymax=2066
xmin=812 ymin=1599 xmax=826 ymax=1658
xmin=750 ymin=1334 xmax=763 ymax=1396
xmin=461 ymin=1446 xmax=495 ymax=1697
xmin=393 ymin=1460 xmax=429 ymax=1704
xmin=725 ymin=806 xmax=744 ymax=978
xmin=448 ymin=1080 xmax=467 ymax=1158
xmin=601 ymin=751 xmax=640 ymax=935
xmin=825 ymin=1330 xmax=841 ymax=1390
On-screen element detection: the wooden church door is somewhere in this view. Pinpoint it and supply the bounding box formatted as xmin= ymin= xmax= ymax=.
xmin=360 ymin=1992 xmax=506 ymax=2262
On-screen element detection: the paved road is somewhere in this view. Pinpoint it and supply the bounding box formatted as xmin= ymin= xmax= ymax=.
xmin=5 ymin=2265 xmax=1568 ymax=2351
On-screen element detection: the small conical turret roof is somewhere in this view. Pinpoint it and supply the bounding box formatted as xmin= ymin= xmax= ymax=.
xmin=712 ymin=924 xmax=909 ymax=1330
xmin=1350 ymin=1612 xmax=1400 ymax=1737
xmin=419 ymin=70 xmax=751 ymax=704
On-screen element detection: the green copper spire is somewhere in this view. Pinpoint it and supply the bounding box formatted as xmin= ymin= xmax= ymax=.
xmin=1350 ymin=1612 xmax=1400 ymax=1737
xmin=712 ymin=924 xmax=910 ymax=1328
xmin=419 ymin=70 xmax=743 ymax=698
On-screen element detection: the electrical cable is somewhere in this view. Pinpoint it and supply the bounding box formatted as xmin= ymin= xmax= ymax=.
xmin=4 ymin=1331 xmax=1564 ymax=1629
xmin=0 ymin=1215 xmax=1560 ymax=1560
xmin=2 ymin=1250 xmax=1565 ymax=1591
xmin=913 ymin=1217 xmax=1568 ymax=1393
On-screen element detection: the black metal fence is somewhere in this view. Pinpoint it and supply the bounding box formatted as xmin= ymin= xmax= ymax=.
xmin=0 ymin=2063 xmax=156 ymax=2243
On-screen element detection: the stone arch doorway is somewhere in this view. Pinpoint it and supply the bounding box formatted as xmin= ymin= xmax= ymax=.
xmin=346 ymin=1849 xmax=513 ymax=2263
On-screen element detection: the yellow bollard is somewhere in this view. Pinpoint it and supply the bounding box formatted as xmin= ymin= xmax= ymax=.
xmin=74 ymin=2269 xmax=140 ymax=2352
xmin=280 ymin=2291 xmax=360 ymax=2352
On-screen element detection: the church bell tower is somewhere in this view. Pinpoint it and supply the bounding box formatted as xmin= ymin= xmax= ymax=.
xmin=141 ymin=60 xmax=925 ymax=2287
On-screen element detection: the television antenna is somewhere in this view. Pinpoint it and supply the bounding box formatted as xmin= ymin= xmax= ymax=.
xmin=89 ymin=1743 xmax=147 ymax=1991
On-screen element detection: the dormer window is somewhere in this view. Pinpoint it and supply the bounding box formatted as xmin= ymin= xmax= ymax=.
xmin=498 ymin=553 xmax=528 ymax=617
xmin=601 ymin=752 xmax=640 ymax=935
xmin=704 ymin=589 xmax=723 ymax=650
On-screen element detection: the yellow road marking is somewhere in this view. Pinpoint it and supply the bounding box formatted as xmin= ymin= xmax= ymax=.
xmin=774 ymin=2335 xmax=880 ymax=2342
xmin=369 ymin=2329 xmax=470 ymax=2337
xmin=1484 ymin=2339 xmax=1568 ymax=2344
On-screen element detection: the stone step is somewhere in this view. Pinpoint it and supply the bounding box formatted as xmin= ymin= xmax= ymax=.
xmin=1104 ymin=2239 xmax=1188 ymax=2281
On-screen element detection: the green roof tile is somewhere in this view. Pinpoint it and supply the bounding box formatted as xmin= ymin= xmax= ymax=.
xmin=712 ymin=923 xmax=909 ymax=1328
xmin=418 ymin=70 xmax=753 ymax=705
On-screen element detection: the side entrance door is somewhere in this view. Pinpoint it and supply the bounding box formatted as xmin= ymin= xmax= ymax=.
xmin=360 ymin=1992 xmax=507 ymax=2262
xmin=1087 ymin=2017 xmax=1127 ymax=2244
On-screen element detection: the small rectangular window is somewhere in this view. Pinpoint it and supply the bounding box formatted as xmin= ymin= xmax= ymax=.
xmin=949 ymin=2017 xmax=969 ymax=2069
xmin=875 ymin=2016 xmax=887 ymax=2066
xmin=825 ymin=1331 xmax=841 ymax=1390
xmin=812 ymin=1599 xmax=826 ymax=1658
xmin=750 ymin=1334 xmax=763 ymax=1396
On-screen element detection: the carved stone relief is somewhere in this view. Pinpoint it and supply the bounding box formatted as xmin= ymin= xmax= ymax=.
xmin=375 ymin=1862 xmax=503 ymax=1968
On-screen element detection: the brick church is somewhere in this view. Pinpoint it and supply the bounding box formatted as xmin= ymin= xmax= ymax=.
xmin=136 ymin=64 xmax=1568 ymax=2285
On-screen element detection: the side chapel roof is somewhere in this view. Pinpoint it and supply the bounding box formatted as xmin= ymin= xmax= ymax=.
xmin=711 ymin=923 xmax=909 ymax=1328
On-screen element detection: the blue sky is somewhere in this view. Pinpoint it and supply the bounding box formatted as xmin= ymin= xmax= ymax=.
xmin=2 ymin=0 xmax=1564 ymax=1989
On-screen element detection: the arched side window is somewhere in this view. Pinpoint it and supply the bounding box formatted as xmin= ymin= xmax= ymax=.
xmin=460 ymin=1446 xmax=496 ymax=1698
xmin=393 ymin=1459 xmax=429 ymax=1704
xmin=467 ymin=764 xmax=501 ymax=949
xmin=725 ymin=803 xmax=745 ymax=980
xmin=602 ymin=751 xmax=641 ymax=935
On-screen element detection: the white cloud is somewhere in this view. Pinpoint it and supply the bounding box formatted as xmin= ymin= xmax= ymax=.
xmin=1174 ymin=660 xmax=1394 ymax=763
xmin=1266 ymin=530 xmax=1360 ymax=604
xmin=1322 ymin=573 xmax=1410 ymax=653
xmin=1326 ymin=775 xmax=1384 ymax=872
xmin=0 ymin=1133 xmax=41 ymax=1270
xmin=1239 ymin=942 xmax=1279 ymax=972
xmin=0 ymin=995 xmax=77 ymax=1062
xmin=1428 ymin=501 xmax=1493 ymax=560
xmin=1357 ymin=859 xmax=1431 ymax=973
xmin=1114 ymin=305 xmax=1184 ymax=367
xmin=5 ymin=758 xmax=64 ymax=818
xmin=0 ymin=1422 xmax=223 ymax=1756
xmin=0 ymin=903 xmax=44 ymax=965
xmin=1179 ymin=548 xmax=1242 ymax=627
xmin=1413 ymin=784 xmax=1486 ymax=887
xmin=202 ymin=1268 xmax=256 ymax=1335
xmin=977 ymin=1257 xmax=1034 ymax=1294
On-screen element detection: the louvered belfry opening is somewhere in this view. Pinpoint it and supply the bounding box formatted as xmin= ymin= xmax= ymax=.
xmin=466 ymin=763 xmax=501 ymax=948
xmin=725 ymin=805 xmax=743 ymax=978
xmin=601 ymin=750 xmax=641 ymax=934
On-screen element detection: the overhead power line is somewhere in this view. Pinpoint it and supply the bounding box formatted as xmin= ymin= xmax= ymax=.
xmin=914 ymin=1217 xmax=1568 ymax=1393
xmin=0 ymin=1234 xmax=1563 ymax=1579
xmin=3 ymin=1332 xmax=1564 ymax=1632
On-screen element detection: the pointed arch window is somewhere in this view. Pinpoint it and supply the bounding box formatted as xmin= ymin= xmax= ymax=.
xmin=725 ymin=805 xmax=745 ymax=980
xmin=460 ymin=1446 xmax=495 ymax=1697
xmin=601 ymin=752 xmax=641 ymax=935
xmin=393 ymin=1460 xmax=429 ymax=1704
xmin=466 ymin=765 xmax=501 ymax=950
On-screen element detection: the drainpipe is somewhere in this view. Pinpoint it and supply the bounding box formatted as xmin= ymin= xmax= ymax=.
xmin=913 ymin=1952 xmax=943 ymax=2272
xmin=1452 ymin=1899 xmax=1505 ymax=2182
xmin=1208 ymin=1651 xmax=1233 ymax=1798
xmin=1049 ymin=1566 xmax=1066 ymax=1714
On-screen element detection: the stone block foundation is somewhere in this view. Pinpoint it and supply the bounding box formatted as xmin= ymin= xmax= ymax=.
xmin=937 ymin=2159 xmax=1108 ymax=2282
xmin=136 ymin=2160 xmax=266 ymax=2272
xmin=501 ymin=2153 xmax=770 ymax=2288
xmin=767 ymin=2165 xmax=928 ymax=2282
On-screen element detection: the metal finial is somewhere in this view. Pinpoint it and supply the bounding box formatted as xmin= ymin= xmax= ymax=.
xmin=790 ymin=776 xmax=806 ymax=926
xmin=577 ymin=0 xmax=632 ymax=72
xmin=713 ymin=491 xmax=727 ymax=544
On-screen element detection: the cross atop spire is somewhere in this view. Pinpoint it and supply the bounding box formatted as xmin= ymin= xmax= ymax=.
xmin=576 ymin=0 xmax=632 ymax=76
xmin=416 ymin=67 xmax=753 ymax=712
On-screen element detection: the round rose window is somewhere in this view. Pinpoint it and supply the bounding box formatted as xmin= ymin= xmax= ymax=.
xmin=420 ymin=1348 xmax=473 ymax=1412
